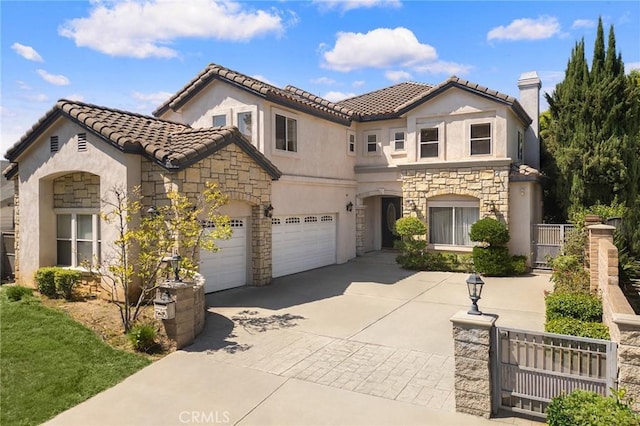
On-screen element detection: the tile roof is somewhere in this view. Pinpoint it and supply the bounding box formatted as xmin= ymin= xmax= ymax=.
xmin=153 ymin=63 xmax=531 ymax=125
xmin=3 ymin=100 xmax=281 ymax=179
xmin=509 ymin=163 xmax=541 ymax=181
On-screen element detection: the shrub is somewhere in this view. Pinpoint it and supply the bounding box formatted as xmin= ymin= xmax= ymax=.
xmin=472 ymin=246 xmax=512 ymax=276
xmin=5 ymin=285 xmax=34 ymax=302
xmin=469 ymin=217 xmax=510 ymax=246
xmin=34 ymin=267 xmax=58 ymax=298
xmin=545 ymin=317 xmax=610 ymax=340
xmin=394 ymin=216 xmax=427 ymax=238
xmin=546 ymin=292 xmax=603 ymax=322
xmin=563 ymin=227 xmax=587 ymax=260
xmin=127 ymin=323 xmax=157 ymax=353
xmin=547 ymin=389 xmax=640 ymax=426
xmin=548 ymin=255 xmax=591 ymax=294
xmin=54 ymin=269 xmax=82 ymax=301
xmin=510 ymin=255 xmax=528 ymax=275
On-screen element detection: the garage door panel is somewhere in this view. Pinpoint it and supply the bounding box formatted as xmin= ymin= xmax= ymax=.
xmin=272 ymin=215 xmax=336 ymax=278
xmin=200 ymin=219 xmax=247 ymax=293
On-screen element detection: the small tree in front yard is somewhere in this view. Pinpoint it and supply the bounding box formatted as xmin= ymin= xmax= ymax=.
xmin=98 ymin=183 xmax=231 ymax=333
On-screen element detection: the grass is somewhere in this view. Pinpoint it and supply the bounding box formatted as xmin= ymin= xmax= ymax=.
xmin=0 ymin=288 xmax=152 ymax=426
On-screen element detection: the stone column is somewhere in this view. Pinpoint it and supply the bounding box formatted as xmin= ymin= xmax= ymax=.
xmin=587 ymin=224 xmax=615 ymax=293
xmin=251 ymin=205 xmax=272 ymax=286
xmin=450 ymin=311 xmax=498 ymax=418
xmin=355 ymin=204 xmax=366 ymax=256
xmin=157 ymin=281 xmax=198 ymax=349
xmin=613 ymin=314 xmax=640 ymax=412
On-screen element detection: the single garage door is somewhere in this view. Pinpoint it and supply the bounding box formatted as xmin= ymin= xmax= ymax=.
xmin=272 ymin=214 xmax=336 ymax=278
xmin=200 ymin=219 xmax=247 ymax=293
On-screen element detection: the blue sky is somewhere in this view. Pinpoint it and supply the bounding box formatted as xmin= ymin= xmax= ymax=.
xmin=2 ymin=0 xmax=639 ymax=159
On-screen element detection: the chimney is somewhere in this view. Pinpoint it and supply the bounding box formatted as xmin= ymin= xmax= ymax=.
xmin=517 ymin=71 xmax=541 ymax=169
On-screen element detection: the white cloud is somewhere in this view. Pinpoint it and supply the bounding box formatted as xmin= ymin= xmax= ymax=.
xmin=626 ymin=62 xmax=640 ymax=74
xmin=251 ymin=74 xmax=278 ymax=86
xmin=310 ymin=76 xmax=336 ymax=85
xmin=571 ymin=19 xmax=595 ymax=29
xmin=323 ymin=27 xmax=437 ymax=72
xmin=24 ymin=93 xmax=49 ymax=103
xmin=59 ymin=0 xmax=284 ymax=59
xmin=487 ymin=16 xmax=560 ymax=41
xmin=314 ymin=0 xmax=401 ymax=13
xmin=11 ymin=42 xmax=44 ymax=62
xmin=17 ymin=81 xmax=31 ymax=90
xmin=323 ymin=91 xmax=356 ymax=102
xmin=132 ymin=91 xmax=172 ymax=104
xmin=36 ymin=69 xmax=70 ymax=86
xmin=413 ymin=61 xmax=473 ymax=76
xmin=65 ymin=93 xmax=85 ymax=102
xmin=352 ymin=80 xmax=365 ymax=88
xmin=385 ymin=70 xmax=412 ymax=82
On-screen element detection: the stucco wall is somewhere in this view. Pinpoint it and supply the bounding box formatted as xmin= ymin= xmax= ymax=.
xmin=14 ymin=119 xmax=140 ymax=286
xmin=507 ymin=180 xmax=539 ymax=261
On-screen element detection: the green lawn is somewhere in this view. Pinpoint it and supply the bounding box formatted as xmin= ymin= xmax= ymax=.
xmin=0 ymin=289 xmax=151 ymax=426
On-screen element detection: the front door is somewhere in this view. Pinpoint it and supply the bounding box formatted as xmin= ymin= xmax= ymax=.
xmin=381 ymin=197 xmax=401 ymax=248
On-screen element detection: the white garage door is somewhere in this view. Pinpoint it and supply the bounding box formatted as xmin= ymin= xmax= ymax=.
xmin=200 ymin=219 xmax=247 ymax=293
xmin=272 ymin=214 xmax=336 ymax=278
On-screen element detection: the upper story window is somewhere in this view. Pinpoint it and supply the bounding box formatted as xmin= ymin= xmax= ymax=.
xmin=517 ymin=130 xmax=524 ymax=161
xmin=275 ymin=114 xmax=297 ymax=152
xmin=237 ymin=112 xmax=252 ymax=140
xmin=50 ymin=136 xmax=59 ymax=152
xmin=365 ymin=132 xmax=379 ymax=154
xmin=213 ymin=114 xmax=226 ymax=127
xmin=391 ymin=129 xmax=406 ymax=151
xmin=419 ymin=128 xmax=439 ymax=158
xmin=470 ymin=123 xmax=491 ymax=155
xmin=347 ymin=131 xmax=356 ymax=155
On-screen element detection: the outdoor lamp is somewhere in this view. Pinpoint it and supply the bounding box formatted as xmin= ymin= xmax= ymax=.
xmin=170 ymin=254 xmax=182 ymax=282
xmin=146 ymin=206 xmax=158 ymax=217
xmin=466 ymin=273 xmax=485 ymax=315
xmin=264 ymin=204 xmax=274 ymax=218
xmin=346 ymin=201 xmax=353 ymax=212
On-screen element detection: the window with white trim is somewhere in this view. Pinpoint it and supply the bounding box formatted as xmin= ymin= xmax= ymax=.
xmin=428 ymin=201 xmax=479 ymax=247
xmin=56 ymin=212 xmax=101 ymax=267
xmin=470 ymin=123 xmax=491 ymax=155
xmin=365 ymin=132 xmax=379 ymax=154
xmin=237 ymin=111 xmax=252 ymax=140
xmin=517 ymin=130 xmax=524 ymax=161
xmin=347 ymin=131 xmax=356 ymax=155
xmin=213 ymin=114 xmax=226 ymax=127
xmin=391 ymin=129 xmax=406 ymax=151
xmin=419 ymin=127 xmax=439 ymax=158
xmin=275 ymin=113 xmax=297 ymax=152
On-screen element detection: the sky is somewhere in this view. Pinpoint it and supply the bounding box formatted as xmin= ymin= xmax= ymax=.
xmin=2 ymin=0 xmax=639 ymax=159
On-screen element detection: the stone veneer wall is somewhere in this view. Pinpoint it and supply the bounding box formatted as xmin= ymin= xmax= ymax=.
xmin=355 ymin=205 xmax=366 ymax=256
xmin=53 ymin=172 xmax=100 ymax=209
xmin=588 ymin=224 xmax=640 ymax=411
xmin=402 ymin=165 xmax=509 ymax=222
xmin=141 ymin=143 xmax=273 ymax=286
xmin=12 ymin=178 xmax=19 ymax=282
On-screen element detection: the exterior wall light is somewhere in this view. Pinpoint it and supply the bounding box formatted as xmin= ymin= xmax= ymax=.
xmin=466 ymin=273 xmax=485 ymax=315
xmin=346 ymin=201 xmax=353 ymax=212
xmin=146 ymin=206 xmax=159 ymax=217
xmin=170 ymin=254 xmax=182 ymax=282
xmin=408 ymin=200 xmax=417 ymax=211
xmin=264 ymin=204 xmax=274 ymax=218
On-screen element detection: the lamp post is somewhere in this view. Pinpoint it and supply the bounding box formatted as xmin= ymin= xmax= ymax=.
xmin=466 ymin=273 xmax=485 ymax=315
xmin=170 ymin=254 xmax=182 ymax=282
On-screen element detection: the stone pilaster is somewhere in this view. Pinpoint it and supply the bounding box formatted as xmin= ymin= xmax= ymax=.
xmin=355 ymin=204 xmax=366 ymax=256
xmin=450 ymin=311 xmax=498 ymax=418
xmin=587 ymin=224 xmax=615 ymax=293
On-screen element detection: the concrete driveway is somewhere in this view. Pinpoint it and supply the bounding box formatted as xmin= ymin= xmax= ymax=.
xmin=47 ymin=252 xmax=551 ymax=426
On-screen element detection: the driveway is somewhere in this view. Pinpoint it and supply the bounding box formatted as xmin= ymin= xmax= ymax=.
xmin=47 ymin=252 xmax=551 ymax=426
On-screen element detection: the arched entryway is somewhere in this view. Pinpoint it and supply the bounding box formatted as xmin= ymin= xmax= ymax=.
xmin=357 ymin=190 xmax=402 ymax=253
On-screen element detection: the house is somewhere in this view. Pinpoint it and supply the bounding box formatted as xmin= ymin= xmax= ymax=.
xmin=2 ymin=63 xmax=542 ymax=293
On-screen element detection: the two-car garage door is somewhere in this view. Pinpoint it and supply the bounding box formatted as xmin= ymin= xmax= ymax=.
xmin=272 ymin=214 xmax=336 ymax=278
xmin=200 ymin=214 xmax=337 ymax=293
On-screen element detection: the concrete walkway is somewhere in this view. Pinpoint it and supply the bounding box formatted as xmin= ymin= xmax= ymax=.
xmin=47 ymin=252 xmax=551 ymax=426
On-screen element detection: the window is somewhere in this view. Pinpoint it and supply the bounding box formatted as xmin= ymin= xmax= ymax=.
xmin=50 ymin=136 xmax=59 ymax=152
xmin=419 ymin=128 xmax=439 ymax=158
xmin=392 ymin=129 xmax=405 ymax=151
xmin=366 ymin=133 xmax=378 ymax=153
xmin=470 ymin=123 xmax=491 ymax=155
xmin=347 ymin=132 xmax=356 ymax=154
xmin=275 ymin=114 xmax=297 ymax=152
xmin=56 ymin=212 xmax=100 ymax=267
xmin=77 ymin=133 xmax=87 ymax=151
xmin=213 ymin=114 xmax=226 ymax=127
xmin=429 ymin=206 xmax=479 ymax=246
xmin=237 ymin=112 xmax=252 ymax=140
xmin=517 ymin=130 xmax=524 ymax=161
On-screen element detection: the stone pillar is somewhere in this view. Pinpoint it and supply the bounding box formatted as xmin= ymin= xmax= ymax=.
xmin=355 ymin=204 xmax=366 ymax=256
xmin=157 ymin=280 xmax=205 ymax=349
xmin=251 ymin=205 xmax=272 ymax=286
xmin=450 ymin=311 xmax=498 ymax=418
xmin=613 ymin=314 xmax=640 ymax=412
xmin=587 ymin=224 xmax=615 ymax=293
